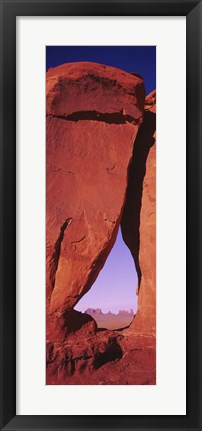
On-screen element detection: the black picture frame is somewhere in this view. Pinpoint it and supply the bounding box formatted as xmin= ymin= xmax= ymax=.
xmin=0 ymin=1 xmax=201 ymax=430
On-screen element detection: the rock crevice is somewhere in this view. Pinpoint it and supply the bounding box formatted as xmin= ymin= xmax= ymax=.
xmin=121 ymin=109 xmax=156 ymax=290
xmin=47 ymin=110 xmax=141 ymax=125
xmin=47 ymin=218 xmax=72 ymax=303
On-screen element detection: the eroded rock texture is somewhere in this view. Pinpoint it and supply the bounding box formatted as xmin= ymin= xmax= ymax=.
xmin=135 ymin=91 xmax=156 ymax=334
xmin=46 ymin=62 xmax=145 ymax=324
xmin=46 ymin=62 xmax=156 ymax=385
xmin=121 ymin=90 xmax=156 ymax=335
xmin=46 ymin=327 xmax=155 ymax=385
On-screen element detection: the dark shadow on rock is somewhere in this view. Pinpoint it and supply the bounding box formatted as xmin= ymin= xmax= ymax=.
xmin=48 ymin=110 xmax=140 ymax=125
xmin=121 ymin=110 xmax=156 ymax=288
xmin=93 ymin=337 xmax=123 ymax=369
xmin=61 ymin=309 xmax=97 ymax=334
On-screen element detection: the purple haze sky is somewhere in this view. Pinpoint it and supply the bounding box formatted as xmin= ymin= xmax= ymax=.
xmin=75 ymin=228 xmax=138 ymax=314
xmin=46 ymin=46 xmax=156 ymax=313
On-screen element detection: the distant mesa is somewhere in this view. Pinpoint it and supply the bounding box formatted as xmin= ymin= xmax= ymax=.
xmin=85 ymin=308 xmax=103 ymax=316
xmin=85 ymin=308 xmax=134 ymax=317
xmin=84 ymin=308 xmax=135 ymax=331
xmin=119 ymin=309 xmax=134 ymax=316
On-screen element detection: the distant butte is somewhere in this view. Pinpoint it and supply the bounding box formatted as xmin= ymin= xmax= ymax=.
xmin=85 ymin=308 xmax=134 ymax=317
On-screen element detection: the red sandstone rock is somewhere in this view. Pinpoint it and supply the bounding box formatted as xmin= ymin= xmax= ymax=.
xmin=46 ymin=309 xmax=97 ymax=343
xmin=46 ymin=62 xmax=145 ymax=326
xmin=144 ymin=89 xmax=156 ymax=112
xmin=46 ymin=329 xmax=155 ymax=385
xmin=134 ymin=91 xmax=156 ymax=334
xmin=46 ymin=61 xmax=156 ymax=385
xmin=47 ymin=62 xmax=145 ymax=119
xmin=122 ymin=90 xmax=156 ymax=335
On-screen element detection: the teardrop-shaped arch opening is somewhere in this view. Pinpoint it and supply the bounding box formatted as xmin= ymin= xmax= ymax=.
xmin=75 ymin=227 xmax=138 ymax=330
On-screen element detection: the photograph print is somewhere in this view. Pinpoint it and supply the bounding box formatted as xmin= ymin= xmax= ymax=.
xmin=46 ymin=46 xmax=156 ymax=385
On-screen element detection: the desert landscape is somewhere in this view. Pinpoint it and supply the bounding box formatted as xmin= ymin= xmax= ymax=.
xmin=46 ymin=56 xmax=156 ymax=385
xmin=85 ymin=308 xmax=134 ymax=330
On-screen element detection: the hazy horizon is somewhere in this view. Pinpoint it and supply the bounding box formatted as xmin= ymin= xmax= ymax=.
xmin=75 ymin=228 xmax=138 ymax=314
xmin=83 ymin=308 xmax=135 ymax=315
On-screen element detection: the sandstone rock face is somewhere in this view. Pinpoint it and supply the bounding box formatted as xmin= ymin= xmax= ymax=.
xmin=46 ymin=309 xmax=97 ymax=343
xmin=121 ymin=90 xmax=156 ymax=335
xmin=46 ymin=62 xmax=145 ymax=328
xmin=47 ymin=62 xmax=145 ymax=119
xmin=46 ymin=329 xmax=155 ymax=385
xmin=136 ymin=92 xmax=156 ymax=334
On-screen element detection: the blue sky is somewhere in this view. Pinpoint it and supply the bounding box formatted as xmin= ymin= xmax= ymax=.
xmin=46 ymin=46 xmax=156 ymax=313
xmin=46 ymin=46 xmax=156 ymax=95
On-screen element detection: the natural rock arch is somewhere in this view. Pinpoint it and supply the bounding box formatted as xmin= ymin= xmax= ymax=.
xmin=46 ymin=62 xmax=156 ymax=384
xmin=46 ymin=61 xmax=145 ymax=319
